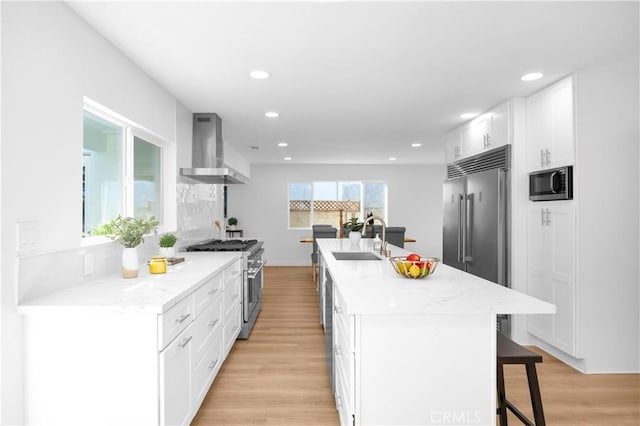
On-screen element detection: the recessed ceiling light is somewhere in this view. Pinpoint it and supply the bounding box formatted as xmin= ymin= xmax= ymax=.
xmin=265 ymin=111 xmax=279 ymax=118
xmin=250 ymin=70 xmax=270 ymax=79
xmin=284 ymin=156 xmax=292 ymax=161
xmin=460 ymin=113 xmax=477 ymax=119
xmin=411 ymin=143 xmax=422 ymax=148
xmin=388 ymin=157 xmax=397 ymax=161
xmin=277 ymin=142 xmax=288 ymax=147
xmin=250 ymin=145 xmax=260 ymax=150
xmin=521 ymin=72 xmax=543 ymax=82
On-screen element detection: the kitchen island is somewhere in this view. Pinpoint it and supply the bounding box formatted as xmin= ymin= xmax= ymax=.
xmin=316 ymin=238 xmax=555 ymax=426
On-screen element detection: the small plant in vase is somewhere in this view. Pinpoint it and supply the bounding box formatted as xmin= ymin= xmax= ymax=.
xmin=343 ymin=216 xmax=364 ymax=244
xmin=227 ymin=217 xmax=238 ymax=230
xmin=159 ymin=233 xmax=177 ymax=258
xmin=103 ymin=215 xmax=159 ymax=278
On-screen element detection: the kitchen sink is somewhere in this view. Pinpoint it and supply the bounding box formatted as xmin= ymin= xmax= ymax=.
xmin=332 ymin=251 xmax=383 ymax=261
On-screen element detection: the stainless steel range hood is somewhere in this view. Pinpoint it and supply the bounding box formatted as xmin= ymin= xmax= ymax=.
xmin=179 ymin=113 xmax=249 ymax=184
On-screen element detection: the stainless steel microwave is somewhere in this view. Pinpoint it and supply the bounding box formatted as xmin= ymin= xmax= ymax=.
xmin=529 ymin=166 xmax=573 ymax=201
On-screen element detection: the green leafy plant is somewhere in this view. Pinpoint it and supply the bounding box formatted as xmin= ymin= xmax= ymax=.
xmin=343 ymin=216 xmax=364 ymax=232
xmin=159 ymin=233 xmax=177 ymax=248
xmin=102 ymin=215 xmax=159 ymax=248
xmin=228 ymin=217 xmax=238 ymax=226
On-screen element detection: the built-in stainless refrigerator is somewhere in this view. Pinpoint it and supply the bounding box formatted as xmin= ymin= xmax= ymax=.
xmin=443 ymin=146 xmax=511 ymax=333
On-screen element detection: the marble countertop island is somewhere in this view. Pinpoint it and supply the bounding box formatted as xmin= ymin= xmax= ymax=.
xmin=317 ymin=238 xmax=555 ymax=316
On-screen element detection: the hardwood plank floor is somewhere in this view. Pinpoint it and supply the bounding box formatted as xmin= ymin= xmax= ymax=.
xmin=193 ymin=266 xmax=639 ymax=426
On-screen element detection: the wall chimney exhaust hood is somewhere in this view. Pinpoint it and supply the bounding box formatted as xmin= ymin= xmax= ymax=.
xmin=179 ymin=113 xmax=249 ymax=184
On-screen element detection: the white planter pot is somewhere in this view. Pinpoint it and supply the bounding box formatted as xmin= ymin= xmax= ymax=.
xmin=159 ymin=247 xmax=175 ymax=258
xmin=122 ymin=247 xmax=139 ymax=278
xmin=348 ymin=231 xmax=362 ymax=245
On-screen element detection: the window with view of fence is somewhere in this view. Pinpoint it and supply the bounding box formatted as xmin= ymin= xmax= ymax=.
xmin=288 ymin=181 xmax=387 ymax=229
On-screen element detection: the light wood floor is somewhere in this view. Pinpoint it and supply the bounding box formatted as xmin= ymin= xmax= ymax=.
xmin=192 ymin=266 xmax=639 ymax=426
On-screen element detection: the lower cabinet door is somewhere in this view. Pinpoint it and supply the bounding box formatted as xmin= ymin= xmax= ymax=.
xmin=160 ymin=323 xmax=193 ymax=426
xmin=224 ymin=304 xmax=242 ymax=357
xmin=192 ymin=327 xmax=223 ymax=404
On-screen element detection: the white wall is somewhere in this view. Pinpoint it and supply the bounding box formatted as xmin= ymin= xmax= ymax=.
xmin=0 ymin=3 xmax=184 ymax=423
xmin=226 ymin=163 xmax=445 ymax=266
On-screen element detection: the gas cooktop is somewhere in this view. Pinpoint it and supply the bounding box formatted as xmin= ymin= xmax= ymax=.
xmin=186 ymin=239 xmax=259 ymax=252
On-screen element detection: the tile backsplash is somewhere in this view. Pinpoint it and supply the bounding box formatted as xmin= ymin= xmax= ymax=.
xmin=18 ymin=182 xmax=222 ymax=303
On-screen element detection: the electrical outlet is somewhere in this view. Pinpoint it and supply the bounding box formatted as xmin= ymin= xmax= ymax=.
xmin=84 ymin=252 xmax=95 ymax=275
xmin=16 ymin=221 xmax=39 ymax=252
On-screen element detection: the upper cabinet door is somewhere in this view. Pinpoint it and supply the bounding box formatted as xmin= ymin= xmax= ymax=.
xmin=488 ymin=101 xmax=510 ymax=149
xmin=444 ymin=128 xmax=462 ymax=163
xmin=526 ymin=77 xmax=575 ymax=171
xmin=460 ymin=101 xmax=511 ymax=159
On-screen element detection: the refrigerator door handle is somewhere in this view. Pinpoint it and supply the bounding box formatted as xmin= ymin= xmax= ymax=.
xmin=457 ymin=193 xmax=464 ymax=263
xmin=465 ymin=193 xmax=473 ymax=262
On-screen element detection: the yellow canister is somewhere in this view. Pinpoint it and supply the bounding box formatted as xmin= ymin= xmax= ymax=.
xmin=149 ymin=256 xmax=167 ymax=274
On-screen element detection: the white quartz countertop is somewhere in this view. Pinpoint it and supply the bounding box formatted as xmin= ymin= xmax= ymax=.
xmin=18 ymin=252 xmax=241 ymax=315
xmin=318 ymin=239 xmax=555 ymax=316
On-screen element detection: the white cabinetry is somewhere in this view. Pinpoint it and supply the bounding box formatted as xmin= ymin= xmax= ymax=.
xmin=444 ymin=128 xmax=462 ymax=163
xmin=526 ymin=76 xmax=575 ymax=171
xmin=22 ymin=258 xmax=242 ymax=426
xmin=445 ymin=101 xmax=511 ymax=163
xmin=527 ymin=202 xmax=577 ymax=356
xmin=460 ymin=101 xmax=510 ymax=158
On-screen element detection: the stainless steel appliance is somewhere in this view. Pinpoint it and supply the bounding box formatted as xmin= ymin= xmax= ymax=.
xmin=443 ymin=146 xmax=510 ymax=285
xmin=529 ymin=165 xmax=573 ymax=201
xmin=186 ymin=239 xmax=265 ymax=339
xmin=443 ymin=146 xmax=511 ymax=334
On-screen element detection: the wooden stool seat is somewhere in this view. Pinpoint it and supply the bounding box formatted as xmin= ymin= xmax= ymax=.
xmin=497 ymin=333 xmax=546 ymax=426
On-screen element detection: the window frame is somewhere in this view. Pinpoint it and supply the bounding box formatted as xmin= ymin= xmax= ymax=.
xmin=82 ymin=99 xmax=168 ymax=243
xmin=287 ymin=180 xmax=388 ymax=230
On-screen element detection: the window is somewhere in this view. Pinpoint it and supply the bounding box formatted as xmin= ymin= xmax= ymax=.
xmin=82 ymin=108 xmax=163 ymax=237
xmin=288 ymin=181 xmax=387 ymax=229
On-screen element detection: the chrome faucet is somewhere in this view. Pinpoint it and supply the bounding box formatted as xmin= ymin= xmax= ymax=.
xmin=362 ymin=214 xmax=388 ymax=255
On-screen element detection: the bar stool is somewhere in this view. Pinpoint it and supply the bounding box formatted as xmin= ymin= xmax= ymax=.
xmin=496 ymin=333 xmax=546 ymax=426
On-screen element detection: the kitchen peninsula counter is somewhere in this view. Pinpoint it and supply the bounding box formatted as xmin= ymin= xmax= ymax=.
xmin=18 ymin=252 xmax=241 ymax=314
xmin=316 ymin=238 xmax=555 ymax=426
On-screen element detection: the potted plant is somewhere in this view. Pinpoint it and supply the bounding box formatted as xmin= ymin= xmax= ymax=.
xmin=103 ymin=215 xmax=159 ymax=278
xmin=343 ymin=216 xmax=364 ymax=244
xmin=227 ymin=217 xmax=238 ymax=230
xmin=159 ymin=233 xmax=177 ymax=258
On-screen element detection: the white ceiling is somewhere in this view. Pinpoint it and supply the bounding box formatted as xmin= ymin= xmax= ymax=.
xmin=68 ymin=1 xmax=638 ymax=165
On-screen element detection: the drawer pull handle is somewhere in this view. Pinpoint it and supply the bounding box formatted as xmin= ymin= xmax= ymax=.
xmin=335 ymin=346 xmax=343 ymax=357
xmin=209 ymin=319 xmax=219 ymax=328
xmin=208 ymin=358 xmax=220 ymax=370
xmin=208 ymin=288 xmax=219 ymax=296
xmin=334 ymin=306 xmax=343 ymax=314
xmin=175 ymin=313 xmax=191 ymax=324
xmin=179 ymin=336 xmax=193 ymax=348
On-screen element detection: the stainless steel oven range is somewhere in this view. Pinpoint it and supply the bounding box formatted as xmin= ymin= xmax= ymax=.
xmin=185 ymin=239 xmax=265 ymax=339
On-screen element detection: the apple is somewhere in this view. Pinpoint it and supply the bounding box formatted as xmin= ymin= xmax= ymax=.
xmin=406 ymin=253 xmax=421 ymax=262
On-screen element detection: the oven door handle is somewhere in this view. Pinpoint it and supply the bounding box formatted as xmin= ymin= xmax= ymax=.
xmin=247 ymin=260 xmax=266 ymax=279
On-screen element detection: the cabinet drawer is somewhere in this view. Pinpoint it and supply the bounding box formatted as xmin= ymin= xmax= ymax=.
xmin=335 ymin=358 xmax=353 ymax=426
xmin=192 ymin=295 xmax=223 ymax=366
xmin=223 ymin=275 xmax=241 ymax=317
xmin=158 ymin=295 xmax=194 ymax=350
xmin=192 ymin=327 xmax=223 ymax=404
xmin=193 ymin=273 xmax=223 ymax=318
xmin=224 ymin=259 xmax=242 ymax=284
xmin=333 ymin=326 xmax=355 ymax=390
xmin=223 ymin=303 xmax=241 ymax=357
